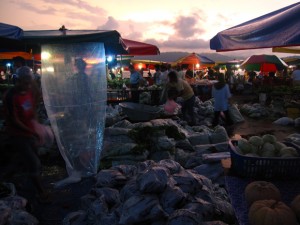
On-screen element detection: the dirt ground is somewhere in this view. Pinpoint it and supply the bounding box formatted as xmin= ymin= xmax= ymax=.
xmin=229 ymin=94 xmax=299 ymax=141
xmin=0 ymin=94 xmax=299 ymax=225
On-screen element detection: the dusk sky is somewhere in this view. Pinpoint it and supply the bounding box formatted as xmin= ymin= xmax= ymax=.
xmin=0 ymin=0 xmax=298 ymax=58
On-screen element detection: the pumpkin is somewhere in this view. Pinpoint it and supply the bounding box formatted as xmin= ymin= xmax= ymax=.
xmin=291 ymin=194 xmax=300 ymax=221
xmin=245 ymin=181 xmax=281 ymax=206
xmin=249 ymin=200 xmax=298 ymax=225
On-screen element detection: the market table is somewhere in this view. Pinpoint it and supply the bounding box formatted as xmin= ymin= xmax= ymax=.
xmin=107 ymin=88 xmax=162 ymax=105
xmin=190 ymin=80 xmax=217 ymax=101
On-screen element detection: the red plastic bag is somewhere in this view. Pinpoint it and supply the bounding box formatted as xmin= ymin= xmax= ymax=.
xmin=164 ymin=99 xmax=181 ymax=115
xmin=31 ymin=120 xmax=54 ymax=147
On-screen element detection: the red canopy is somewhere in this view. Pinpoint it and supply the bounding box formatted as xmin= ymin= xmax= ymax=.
xmin=120 ymin=38 xmax=160 ymax=55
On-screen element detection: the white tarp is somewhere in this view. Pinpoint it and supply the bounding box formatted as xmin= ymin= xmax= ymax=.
xmin=41 ymin=42 xmax=107 ymax=186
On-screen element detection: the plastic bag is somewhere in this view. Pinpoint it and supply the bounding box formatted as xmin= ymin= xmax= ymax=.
xmin=164 ymin=100 xmax=181 ymax=115
xmin=228 ymin=104 xmax=245 ymax=123
xmin=31 ymin=120 xmax=54 ymax=147
xmin=273 ymin=117 xmax=294 ymax=126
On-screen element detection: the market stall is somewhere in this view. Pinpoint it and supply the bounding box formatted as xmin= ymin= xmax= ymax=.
xmin=190 ymin=79 xmax=218 ymax=101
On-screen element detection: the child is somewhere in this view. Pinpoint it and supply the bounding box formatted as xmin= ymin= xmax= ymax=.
xmin=3 ymin=66 xmax=50 ymax=203
xmin=164 ymin=88 xmax=181 ymax=115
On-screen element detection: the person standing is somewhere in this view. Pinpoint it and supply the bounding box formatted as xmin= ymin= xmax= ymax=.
xmin=153 ymin=65 xmax=161 ymax=85
xmin=33 ymin=66 xmax=42 ymax=89
xmin=212 ymin=73 xmax=233 ymax=127
xmin=2 ymin=66 xmax=49 ymax=202
xmin=166 ymin=70 xmax=196 ymax=125
xmin=129 ymin=64 xmax=144 ymax=102
xmin=176 ymin=66 xmax=185 ymax=80
xmin=160 ymin=64 xmax=169 ymax=85
xmin=11 ymin=56 xmax=26 ymax=85
xmin=291 ymin=64 xmax=300 ymax=86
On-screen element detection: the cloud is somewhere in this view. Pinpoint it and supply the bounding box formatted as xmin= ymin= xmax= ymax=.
xmin=42 ymin=0 xmax=107 ymax=15
xmin=143 ymin=38 xmax=160 ymax=46
xmin=172 ymin=14 xmax=205 ymax=38
xmin=124 ymin=31 xmax=143 ymax=40
xmin=98 ymin=16 xmax=120 ymax=30
xmin=10 ymin=0 xmax=58 ymax=14
xmin=161 ymin=38 xmax=209 ymax=50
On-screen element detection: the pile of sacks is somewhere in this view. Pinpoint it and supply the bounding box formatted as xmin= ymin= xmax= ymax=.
xmin=63 ymin=159 xmax=235 ymax=225
xmin=239 ymin=103 xmax=270 ymax=118
xmin=100 ymin=119 xmax=230 ymax=170
xmin=63 ymin=118 xmax=237 ymax=224
xmin=273 ymin=117 xmax=300 ymax=127
xmin=0 ymin=183 xmax=38 ymax=225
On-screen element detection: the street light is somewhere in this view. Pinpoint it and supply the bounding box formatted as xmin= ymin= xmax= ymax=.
xmin=6 ymin=63 xmax=11 ymax=73
xmin=106 ymin=56 xmax=113 ymax=63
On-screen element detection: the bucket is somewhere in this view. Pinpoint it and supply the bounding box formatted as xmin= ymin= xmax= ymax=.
xmin=287 ymin=108 xmax=300 ymax=119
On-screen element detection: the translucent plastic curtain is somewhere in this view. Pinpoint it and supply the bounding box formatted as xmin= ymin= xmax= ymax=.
xmin=41 ymin=43 xmax=107 ymax=185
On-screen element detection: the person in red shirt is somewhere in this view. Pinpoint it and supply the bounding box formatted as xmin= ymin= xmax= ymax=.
xmin=2 ymin=66 xmax=49 ymax=202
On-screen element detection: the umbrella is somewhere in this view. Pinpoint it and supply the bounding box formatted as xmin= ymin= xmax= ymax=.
xmin=241 ymin=54 xmax=288 ymax=72
xmin=119 ymin=38 xmax=160 ymax=55
xmin=210 ymin=2 xmax=300 ymax=52
xmin=175 ymin=52 xmax=201 ymax=65
xmin=174 ymin=53 xmax=215 ymax=72
xmin=174 ymin=53 xmax=202 ymax=76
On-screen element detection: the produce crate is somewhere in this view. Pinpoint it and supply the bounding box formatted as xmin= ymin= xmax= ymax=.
xmin=229 ymin=140 xmax=300 ymax=179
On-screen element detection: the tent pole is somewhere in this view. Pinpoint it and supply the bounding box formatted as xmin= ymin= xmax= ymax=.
xmin=193 ymin=64 xmax=194 ymax=78
xmin=120 ymin=55 xmax=123 ymax=79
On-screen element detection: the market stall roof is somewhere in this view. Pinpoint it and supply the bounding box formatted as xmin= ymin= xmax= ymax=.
xmin=175 ymin=53 xmax=215 ymax=65
xmin=0 ymin=51 xmax=33 ymax=60
xmin=210 ymin=2 xmax=300 ymax=52
xmin=0 ymin=22 xmax=23 ymax=40
xmin=0 ymin=22 xmax=26 ymax=52
xmin=131 ymin=59 xmax=165 ymax=65
xmin=281 ymin=56 xmax=300 ymax=65
xmin=120 ymin=38 xmax=160 ymax=55
xmin=272 ymin=46 xmax=300 ymax=54
xmin=22 ymin=29 xmax=128 ymax=55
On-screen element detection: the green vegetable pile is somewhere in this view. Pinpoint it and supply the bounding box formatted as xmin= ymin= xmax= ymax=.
xmin=236 ymin=134 xmax=299 ymax=158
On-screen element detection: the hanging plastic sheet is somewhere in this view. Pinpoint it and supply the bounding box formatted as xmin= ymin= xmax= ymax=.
xmin=41 ymin=42 xmax=107 ymax=187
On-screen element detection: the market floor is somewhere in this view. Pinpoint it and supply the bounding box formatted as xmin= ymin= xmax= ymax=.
xmin=229 ymin=94 xmax=299 ymax=141
xmin=0 ymin=134 xmax=95 ymax=225
xmin=0 ymin=95 xmax=299 ymax=224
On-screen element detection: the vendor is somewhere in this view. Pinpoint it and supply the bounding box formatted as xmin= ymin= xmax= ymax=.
xmin=165 ymin=70 xmax=196 ymax=125
xmin=129 ymin=64 xmax=145 ymax=102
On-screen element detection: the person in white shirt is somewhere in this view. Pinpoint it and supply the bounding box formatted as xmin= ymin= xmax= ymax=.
xmin=160 ymin=64 xmax=169 ymax=85
xmin=176 ymin=66 xmax=185 ymax=80
xmin=153 ymin=65 xmax=161 ymax=85
xmin=291 ymin=65 xmax=300 ymax=86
